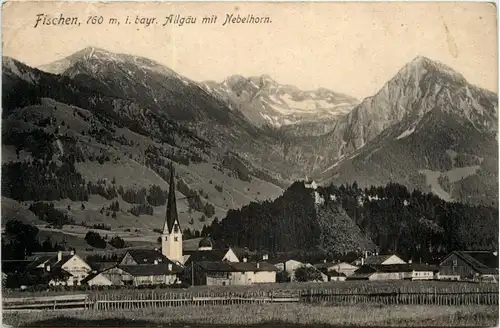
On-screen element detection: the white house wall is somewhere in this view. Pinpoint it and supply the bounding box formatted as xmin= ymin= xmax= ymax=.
xmin=253 ymin=271 xmax=276 ymax=283
xmin=61 ymin=255 xmax=92 ymax=285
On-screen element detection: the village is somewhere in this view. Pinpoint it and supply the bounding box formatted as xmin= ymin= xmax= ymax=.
xmin=3 ymin=168 xmax=498 ymax=291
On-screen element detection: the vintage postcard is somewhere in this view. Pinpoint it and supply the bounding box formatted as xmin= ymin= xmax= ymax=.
xmin=1 ymin=1 xmax=498 ymax=327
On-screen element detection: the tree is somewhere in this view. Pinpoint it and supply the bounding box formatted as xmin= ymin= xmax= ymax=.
xmin=276 ymin=270 xmax=290 ymax=283
xmin=109 ymin=236 xmax=126 ymax=249
xmin=294 ymin=265 xmax=323 ymax=282
xmin=84 ymin=231 xmax=107 ymax=249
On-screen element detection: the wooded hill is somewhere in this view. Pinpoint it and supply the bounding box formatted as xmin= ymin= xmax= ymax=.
xmin=205 ymin=181 xmax=498 ymax=259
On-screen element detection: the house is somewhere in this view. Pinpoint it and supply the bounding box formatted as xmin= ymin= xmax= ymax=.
xmin=229 ymin=260 xmax=277 ymax=285
xmin=81 ymin=270 xmax=114 ymax=286
xmin=83 ymin=261 xmax=183 ymax=286
xmin=269 ymin=259 xmax=304 ymax=279
xmin=193 ymin=259 xmax=277 ymax=286
xmin=314 ymin=263 xmax=347 ymax=282
xmin=438 ymin=251 xmax=498 ymax=281
xmin=82 ymin=266 xmax=128 ymax=286
xmin=407 ymin=263 xmax=438 ymax=280
xmin=348 ymin=264 xmax=410 ymax=281
xmin=183 ymin=237 xmax=240 ymax=265
xmin=25 ymin=250 xmax=92 ymax=285
xmin=119 ymin=263 xmax=182 ymax=286
xmin=193 ymin=261 xmax=234 ymax=286
xmin=348 ymin=263 xmax=438 ymax=281
xmin=119 ymin=249 xmax=174 ymax=266
xmin=355 ymin=253 xmax=406 ymax=266
xmin=314 ymin=261 xmax=359 ymax=277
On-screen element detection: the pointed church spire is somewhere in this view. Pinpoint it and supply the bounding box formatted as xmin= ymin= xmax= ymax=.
xmin=164 ymin=162 xmax=179 ymax=234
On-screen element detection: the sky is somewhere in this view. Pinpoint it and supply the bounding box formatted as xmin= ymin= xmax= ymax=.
xmin=2 ymin=1 xmax=497 ymax=99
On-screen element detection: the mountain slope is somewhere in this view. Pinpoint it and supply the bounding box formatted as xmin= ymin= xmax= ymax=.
xmin=2 ymin=55 xmax=286 ymax=249
xmin=202 ymin=75 xmax=358 ymax=133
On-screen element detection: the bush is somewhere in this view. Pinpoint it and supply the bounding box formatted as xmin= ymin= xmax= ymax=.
xmin=294 ymin=265 xmax=323 ymax=282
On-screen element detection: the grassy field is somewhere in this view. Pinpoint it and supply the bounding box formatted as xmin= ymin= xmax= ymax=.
xmin=3 ymin=304 xmax=498 ymax=327
xmin=3 ymin=280 xmax=498 ymax=299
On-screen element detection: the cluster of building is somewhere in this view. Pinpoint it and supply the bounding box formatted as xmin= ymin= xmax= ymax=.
xmin=10 ymin=170 xmax=499 ymax=288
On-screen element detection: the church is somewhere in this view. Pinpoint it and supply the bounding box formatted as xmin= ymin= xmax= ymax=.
xmin=85 ymin=164 xmax=185 ymax=287
xmin=84 ymin=163 xmax=255 ymax=287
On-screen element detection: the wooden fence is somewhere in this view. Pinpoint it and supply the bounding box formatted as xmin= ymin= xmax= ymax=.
xmin=301 ymin=289 xmax=499 ymax=306
xmin=3 ymin=288 xmax=498 ymax=311
xmin=2 ymin=294 xmax=91 ymax=311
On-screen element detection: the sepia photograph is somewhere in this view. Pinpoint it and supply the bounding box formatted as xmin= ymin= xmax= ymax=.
xmin=0 ymin=1 xmax=498 ymax=327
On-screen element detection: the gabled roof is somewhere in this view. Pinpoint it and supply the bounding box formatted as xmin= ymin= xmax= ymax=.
xmin=122 ymin=249 xmax=174 ymax=265
xmin=184 ymin=250 xmax=230 ymax=263
xmin=163 ymin=163 xmax=179 ymax=234
xmin=442 ymin=251 xmax=498 ymax=275
xmin=25 ymin=256 xmax=52 ymax=271
xmin=25 ymin=254 xmax=76 ymax=272
xmin=364 ymin=255 xmax=395 ymax=265
xmin=119 ymin=263 xmax=182 ymax=276
xmin=316 ymin=267 xmax=346 ymax=277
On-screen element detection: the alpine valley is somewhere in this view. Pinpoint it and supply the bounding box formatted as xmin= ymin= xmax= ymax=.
xmin=2 ymin=47 xmax=498 ymax=256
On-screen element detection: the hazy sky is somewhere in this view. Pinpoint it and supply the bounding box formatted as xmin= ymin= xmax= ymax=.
xmin=2 ymin=1 xmax=497 ymax=99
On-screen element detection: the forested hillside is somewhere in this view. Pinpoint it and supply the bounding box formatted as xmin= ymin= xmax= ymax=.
xmin=205 ymin=181 xmax=498 ymax=259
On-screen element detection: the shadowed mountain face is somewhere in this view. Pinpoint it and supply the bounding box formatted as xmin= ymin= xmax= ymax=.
xmin=281 ymin=57 xmax=498 ymax=205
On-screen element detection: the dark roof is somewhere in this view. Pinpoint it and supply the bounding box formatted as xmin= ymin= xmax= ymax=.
xmin=408 ymin=263 xmax=438 ymax=272
xmin=462 ymin=251 xmax=498 ymax=269
xmin=123 ymin=249 xmax=175 ymax=265
xmin=196 ymin=261 xmax=234 ymax=272
xmin=364 ymin=255 xmax=396 ymax=265
xmin=25 ymin=256 xmax=52 ymax=271
xmin=90 ymin=262 xmax=117 ymax=271
xmin=25 ymin=254 xmax=76 ymax=273
xmin=185 ymin=250 xmax=230 ymax=263
xmin=229 ymin=261 xmax=278 ymax=272
xmin=198 ymin=237 xmax=214 ymax=249
xmin=119 ymin=263 xmax=182 ymax=276
xmin=196 ymin=261 xmax=277 ymax=273
xmin=163 ymin=163 xmax=179 ymax=234
xmin=444 ymin=251 xmax=499 ymax=275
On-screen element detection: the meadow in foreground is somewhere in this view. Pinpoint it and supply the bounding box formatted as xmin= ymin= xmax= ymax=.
xmin=3 ymin=303 xmax=499 ymax=327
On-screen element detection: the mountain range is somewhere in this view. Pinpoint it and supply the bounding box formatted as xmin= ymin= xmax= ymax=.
xmin=2 ymin=46 xmax=498 ymax=252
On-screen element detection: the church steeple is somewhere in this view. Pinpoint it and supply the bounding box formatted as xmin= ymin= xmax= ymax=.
xmin=161 ymin=163 xmax=183 ymax=263
xmin=163 ymin=163 xmax=180 ymax=234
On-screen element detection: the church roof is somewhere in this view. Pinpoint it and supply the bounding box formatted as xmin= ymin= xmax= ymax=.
xmin=164 ymin=163 xmax=179 ymax=234
xmin=198 ymin=237 xmax=214 ymax=249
